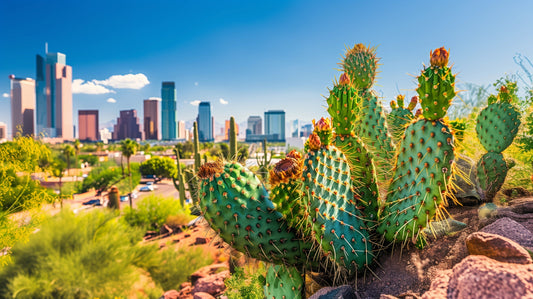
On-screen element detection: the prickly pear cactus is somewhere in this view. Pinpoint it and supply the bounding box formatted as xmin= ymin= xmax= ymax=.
xmin=476 ymin=152 xmax=509 ymax=201
xmin=388 ymin=95 xmax=418 ymax=142
xmin=341 ymin=43 xmax=378 ymax=90
xmin=198 ymin=161 xmax=311 ymax=265
xmin=302 ymin=118 xmax=373 ymax=273
xmin=264 ymin=264 xmax=304 ymax=299
xmin=476 ymin=86 xmax=521 ymax=153
xmin=326 ymin=73 xmax=380 ymax=222
xmin=377 ymin=47 xmax=456 ymax=246
xmin=475 ymin=84 xmax=521 ymax=201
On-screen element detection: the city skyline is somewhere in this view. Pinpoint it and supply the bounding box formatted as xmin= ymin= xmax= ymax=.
xmin=1 ymin=1 xmax=533 ymax=138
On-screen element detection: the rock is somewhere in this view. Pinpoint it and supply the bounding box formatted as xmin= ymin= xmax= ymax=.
xmin=423 ymin=218 xmax=467 ymax=238
xmin=193 ymin=270 xmax=230 ymax=296
xmin=193 ymin=292 xmax=215 ymax=299
xmin=380 ymin=295 xmax=399 ymax=299
xmin=309 ymin=285 xmax=357 ymax=299
xmin=450 ymin=154 xmax=481 ymax=205
xmin=190 ymin=263 xmax=229 ymax=285
xmin=160 ymin=290 xmax=179 ymax=299
xmin=466 ymin=232 xmax=532 ymax=264
xmin=176 ymin=285 xmax=193 ymax=299
xmin=422 ymin=255 xmax=533 ymax=299
xmin=180 ymin=281 xmax=192 ymax=290
xmin=480 ymin=217 xmax=533 ymax=250
xmin=194 ymin=237 xmax=208 ymax=245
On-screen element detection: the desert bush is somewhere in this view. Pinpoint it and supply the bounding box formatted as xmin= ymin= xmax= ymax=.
xmin=0 ymin=209 xmax=161 ymax=298
xmin=123 ymin=195 xmax=192 ymax=231
xmin=224 ymin=263 xmax=266 ymax=299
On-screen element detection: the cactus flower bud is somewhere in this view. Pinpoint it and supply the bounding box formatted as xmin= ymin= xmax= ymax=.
xmin=430 ymin=47 xmax=449 ymax=67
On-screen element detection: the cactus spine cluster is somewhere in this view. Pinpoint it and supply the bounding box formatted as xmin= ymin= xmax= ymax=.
xmin=475 ymin=85 xmax=521 ymax=201
xmin=342 ymin=44 xmax=396 ymax=167
xmin=377 ymin=47 xmax=456 ymax=245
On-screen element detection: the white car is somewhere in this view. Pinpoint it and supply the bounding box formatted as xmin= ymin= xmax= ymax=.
xmin=139 ymin=186 xmax=154 ymax=192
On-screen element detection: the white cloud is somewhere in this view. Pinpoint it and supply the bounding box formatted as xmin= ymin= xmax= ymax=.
xmin=107 ymin=98 xmax=117 ymax=103
xmin=72 ymin=79 xmax=115 ymax=94
xmin=2 ymin=93 xmax=9 ymax=98
xmin=94 ymin=73 xmax=149 ymax=89
xmin=194 ymin=82 xmax=199 ymax=86
xmin=147 ymin=97 xmax=161 ymax=101
xmin=190 ymin=100 xmax=201 ymax=106
xmin=219 ymin=98 xmax=228 ymax=105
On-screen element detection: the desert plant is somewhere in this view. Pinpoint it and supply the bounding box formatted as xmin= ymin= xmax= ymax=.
xmin=107 ymin=185 xmax=120 ymax=210
xmin=122 ymin=195 xmax=191 ymax=231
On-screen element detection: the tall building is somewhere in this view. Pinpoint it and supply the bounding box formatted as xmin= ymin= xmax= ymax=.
xmin=36 ymin=51 xmax=73 ymax=140
xmin=197 ymin=102 xmax=213 ymax=142
xmin=264 ymin=110 xmax=285 ymax=142
xmin=112 ymin=109 xmax=143 ymax=140
xmin=0 ymin=122 xmax=7 ymax=142
xmin=224 ymin=119 xmax=239 ymax=140
xmin=161 ymin=82 xmax=177 ymax=140
xmin=143 ymin=99 xmax=160 ymax=140
xmin=9 ymin=75 xmax=35 ymax=137
xmin=247 ymin=116 xmax=262 ymax=135
xmin=291 ymin=119 xmax=300 ymax=138
xmin=177 ymin=120 xmax=186 ymax=139
xmin=78 ymin=110 xmax=99 ymax=141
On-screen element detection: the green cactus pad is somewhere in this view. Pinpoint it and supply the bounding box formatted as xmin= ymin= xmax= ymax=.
xmin=303 ymin=145 xmax=372 ymax=272
xmin=416 ymin=48 xmax=456 ymax=120
xmin=335 ymin=135 xmax=380 ymax=223
xmin=199 ymin=161 xmax=311 ymax=266
xmin=264 ymin=264 xmax=304 ymax=299
xmin=388 ymin=96 xmax=416 ymax=143
xmin=476 ymin=102 xmax=521 ymax=153
xmin=377 ymin=119 xmax=455 ymax=245
xmin=327 ymin=76 xmax=360 ymax=135
xmin=342 ymin=44 xmax=378 ymax=90
xmin=476 ymin=152 xmax=508 ymax=201
xmin=356 ymin=90 xmax=396 ymax=164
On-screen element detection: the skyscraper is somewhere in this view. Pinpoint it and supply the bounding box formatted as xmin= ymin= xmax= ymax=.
xmin=0 ymin=122 xmax=7 ymax=142
xmin=224 ymin=119 xmax=239 ymax=140
xmin=112 ymin=109 xmax=143 ymax=140
xmin=197 ymin=102 xmax=213 ymax=142
xmin=78 ymin=110 xmax=99 ymax=141
xmin=247 ymin=116 xmax=262 ymax=135
xmin=36 ymin=51 xmax=73 ymax=140
xmin=264 ymin=110 xmax=285 ymax=142
xmin=143 ymin=98 xmax=160 ymax=140
xmin=161 ymin=82 xmax=177 ymax=140
xmin=177 ymin=120 xmax=186 ymax=140
xmin=9 ymin=75 xmax=35 ymax=137
xmin=291 ymin=119 xmax=300 ymax=138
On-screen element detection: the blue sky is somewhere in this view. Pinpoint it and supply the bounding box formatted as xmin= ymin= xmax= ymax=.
xmin=1 ymin=0 xmax=532 ymax=136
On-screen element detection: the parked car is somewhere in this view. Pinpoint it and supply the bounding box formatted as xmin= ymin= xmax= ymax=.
xmin=82 ymin=199 xmax=102 ymax=206
xmin=139 ymin=186 xmax=154 ymax=192
xmin=120 ymin=195 xmax=129 ymax=202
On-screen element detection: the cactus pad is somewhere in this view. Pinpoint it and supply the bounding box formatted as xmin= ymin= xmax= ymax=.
xmin=476 ymin=152 xmax=508 ymax=201
xmin=342 ymin=43 xmax=379 ymax=90
xmin=327 ymin=73 xmax=360 ymax=135
xmin=198 ymin=161 xmax=311 ymax=265
xmin=388 ymin=95 xmax=417 ymax=142
xmin=264 ymin=264 xmax=304 ymax=299
xmin=476 ymin=98 xmax=521 ymax=153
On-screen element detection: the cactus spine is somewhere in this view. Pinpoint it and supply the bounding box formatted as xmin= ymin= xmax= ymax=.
xmin=377 ymin=47 xmax=456 ymax=246
xmin=107 ymin=186 xmax=120 ymax=210
xmin=229 ymin=116 xmax=237 ymax=159
xmin=475 ymin=84 xmax=521 ymax=201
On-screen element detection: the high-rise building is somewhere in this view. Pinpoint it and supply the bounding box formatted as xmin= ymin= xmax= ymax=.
xmin=78 ymin=110 xmax=99 ymax=141
xmin=0 ymin=122 xmax=7 ymax=142
xmin=224 ymin=119 xmax=239 ymax=140
xmin=161 ymin=82 xmax=177 ymax=140
xmin=264 ymin=110 xmax=285 ymax=142
xmin=301 ymin=123 xmax=313 ymax=138
xmin=143 ymin=98 xmax=160 ymax=140
xmin=247 ymin=116 xmax=262 ymax=135
xmin=291 ymin=119 xmax=300 ymax=138
xmin=112 ymin=109 xmax=143 ymax=140
xmin=9 ymin=75 xmax=35 ymax=137
xmin=177 ymin=120 xmax=186 ymax=139
xmin=197 ymin=102 xmax=213 ymax=142
xmin=36 ymin=51 xmax=73 ymax=140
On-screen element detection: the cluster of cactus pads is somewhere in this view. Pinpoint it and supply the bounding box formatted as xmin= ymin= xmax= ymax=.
xmin=475 ymin=84 xmax=521 ymax=201
xmin=195 ymin=46 xmax=521 ymax=297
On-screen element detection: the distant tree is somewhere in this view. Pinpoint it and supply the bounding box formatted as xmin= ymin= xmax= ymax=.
xmin=51 ymin=159 xmax=67 ymax=207
xmin=63 ymin=145 xmax=75 ymax=175
xmin=139 ymin=156 xmax=177 ymax=179
xmin=120 ymin=139 xmax=138 ymax=175
xmin=73 ymin=139 xmax=81 ymax=167
xmin=219 ymin=143 xmax=229 ymax=159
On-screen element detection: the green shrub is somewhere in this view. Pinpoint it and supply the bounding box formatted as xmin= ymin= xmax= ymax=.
xmin=122 ymin=195 xmax=192 ymax=231
xmin=146 ymin=246 xmax=213 ymax=291
xmin=224 ymin=263 xmax=266 ymax=299
xmin=0 ymin=209 xmax=161 ymax=298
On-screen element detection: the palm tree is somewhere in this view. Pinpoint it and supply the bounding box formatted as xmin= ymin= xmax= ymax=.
xmin=120 ymin=139 xmax=138 ymax=175
xmin=63 ymin=144 xmax=75 ymax=176
xmin=73 ymin=139 xmax=81 ymax=168
xmin=51 ymin=159 xmax=66 ymax=208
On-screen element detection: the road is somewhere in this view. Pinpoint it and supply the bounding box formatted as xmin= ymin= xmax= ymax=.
xmin=126 ymin=179 xmax=181 ymax=208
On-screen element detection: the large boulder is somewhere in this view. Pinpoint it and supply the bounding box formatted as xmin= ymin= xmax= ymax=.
xmin=466 ymin=232 xmax=532 ymax=264
xmin=480 ymin=217 xmax=533 ymax=251
xmin=422 ymin=255 xmax=533 ymax=299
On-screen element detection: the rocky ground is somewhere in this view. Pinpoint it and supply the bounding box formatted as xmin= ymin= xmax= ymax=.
xmin=157 ymin=194 xmax=533 ymax=299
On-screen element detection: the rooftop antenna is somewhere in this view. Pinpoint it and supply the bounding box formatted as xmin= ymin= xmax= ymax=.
xmin=45 ymin=42 xmax=48 ymax=54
